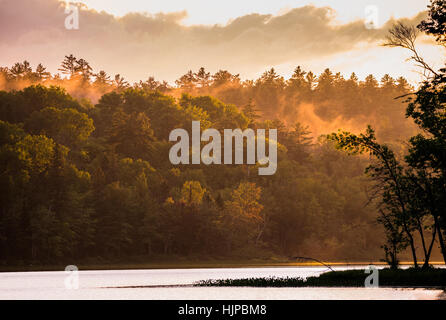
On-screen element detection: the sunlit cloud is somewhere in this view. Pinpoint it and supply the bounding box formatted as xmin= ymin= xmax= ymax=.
xmin=0 ymin=0 xmax=436 ymax=84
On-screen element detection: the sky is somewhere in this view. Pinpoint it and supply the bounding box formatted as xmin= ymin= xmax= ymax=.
xmin=0 ymin=0 xmax=443 ymax=85
xmin=81 ymin=0 xmax=428 ymax=26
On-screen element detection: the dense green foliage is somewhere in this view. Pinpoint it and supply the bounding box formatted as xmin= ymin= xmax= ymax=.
xmin=0 ymin=72 xmax=405 ymax=265
xmin=3 ymin=2 xmax=444 ymax=266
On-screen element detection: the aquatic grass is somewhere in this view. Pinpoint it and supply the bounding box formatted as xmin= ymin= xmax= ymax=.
xmin=195 ymin=268 xmax=446 ymax=287
xmin=197 ymin=276 xmax=307 ymax=287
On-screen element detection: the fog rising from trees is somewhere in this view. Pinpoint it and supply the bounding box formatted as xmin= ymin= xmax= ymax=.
xmin=0 ymin=0 xmax=445 ymax=267
xmin=0 ymin=54 xmax=436 ymax=264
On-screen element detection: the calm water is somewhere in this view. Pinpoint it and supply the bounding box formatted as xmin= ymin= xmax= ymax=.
xmin=0 ymin=266 xmax=444 ymax=300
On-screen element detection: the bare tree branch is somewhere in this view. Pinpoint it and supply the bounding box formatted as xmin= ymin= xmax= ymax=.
xmin=383 ymin=22 xmax=439 ymax=79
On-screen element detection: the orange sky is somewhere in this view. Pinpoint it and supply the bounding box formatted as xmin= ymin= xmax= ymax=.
xmin=0 ymin=0 xmax=443 ymax=85
xmin=80 ymin=0 xmax=429 ymax=26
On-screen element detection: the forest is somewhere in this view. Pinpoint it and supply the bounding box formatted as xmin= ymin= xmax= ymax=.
xmin=0 ymin=1 xmax=444 ymax=267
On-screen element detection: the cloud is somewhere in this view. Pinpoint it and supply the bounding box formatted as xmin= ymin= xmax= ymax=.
xmin=0 ymin=0 xmax=427 ymax=83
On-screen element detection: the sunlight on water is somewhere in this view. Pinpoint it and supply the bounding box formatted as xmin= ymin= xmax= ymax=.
xmin=0 ymin=266 xmax=444 ymax=300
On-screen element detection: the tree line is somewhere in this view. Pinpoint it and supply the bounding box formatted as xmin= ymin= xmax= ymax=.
xmin=0 ymin=80 xmax=387 ymax=264
xmin=0 ymin=0 xmax=444 ymax=266
xmin=1 ymin=52 xmax=415 ymax=144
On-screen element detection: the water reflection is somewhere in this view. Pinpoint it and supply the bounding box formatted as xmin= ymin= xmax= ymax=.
xmin=0 ymin=266 xmax=444 ymax=300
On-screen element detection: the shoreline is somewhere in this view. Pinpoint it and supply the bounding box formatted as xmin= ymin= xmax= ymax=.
xmin=196 ymin=268 xmax=446 ymax=288
xmin=1 ymin=260 xmax=444 ymax=273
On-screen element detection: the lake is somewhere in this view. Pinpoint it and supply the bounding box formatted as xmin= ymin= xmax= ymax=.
xmin=0 ymin=265 xmax=444 ymax=300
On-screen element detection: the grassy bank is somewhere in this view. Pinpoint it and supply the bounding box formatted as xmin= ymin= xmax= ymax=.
xmin=0 ymin=260 xmax=387 ymax=272
xmin=1 ymin=258 xmax=444 ymax=273
xmin=196 ymin=268 xmax=446 ymax=287
xmin=0 ymin=260 xmax=291 ymax=272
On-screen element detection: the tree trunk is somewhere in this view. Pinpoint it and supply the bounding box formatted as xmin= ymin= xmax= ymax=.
xmin=422 ymin=226 xmax=437 ymax=269
xmin=402 ymin=221 xmax=418 ymax=268
xmin=433 ymin=214 xmax=446 ymax=264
